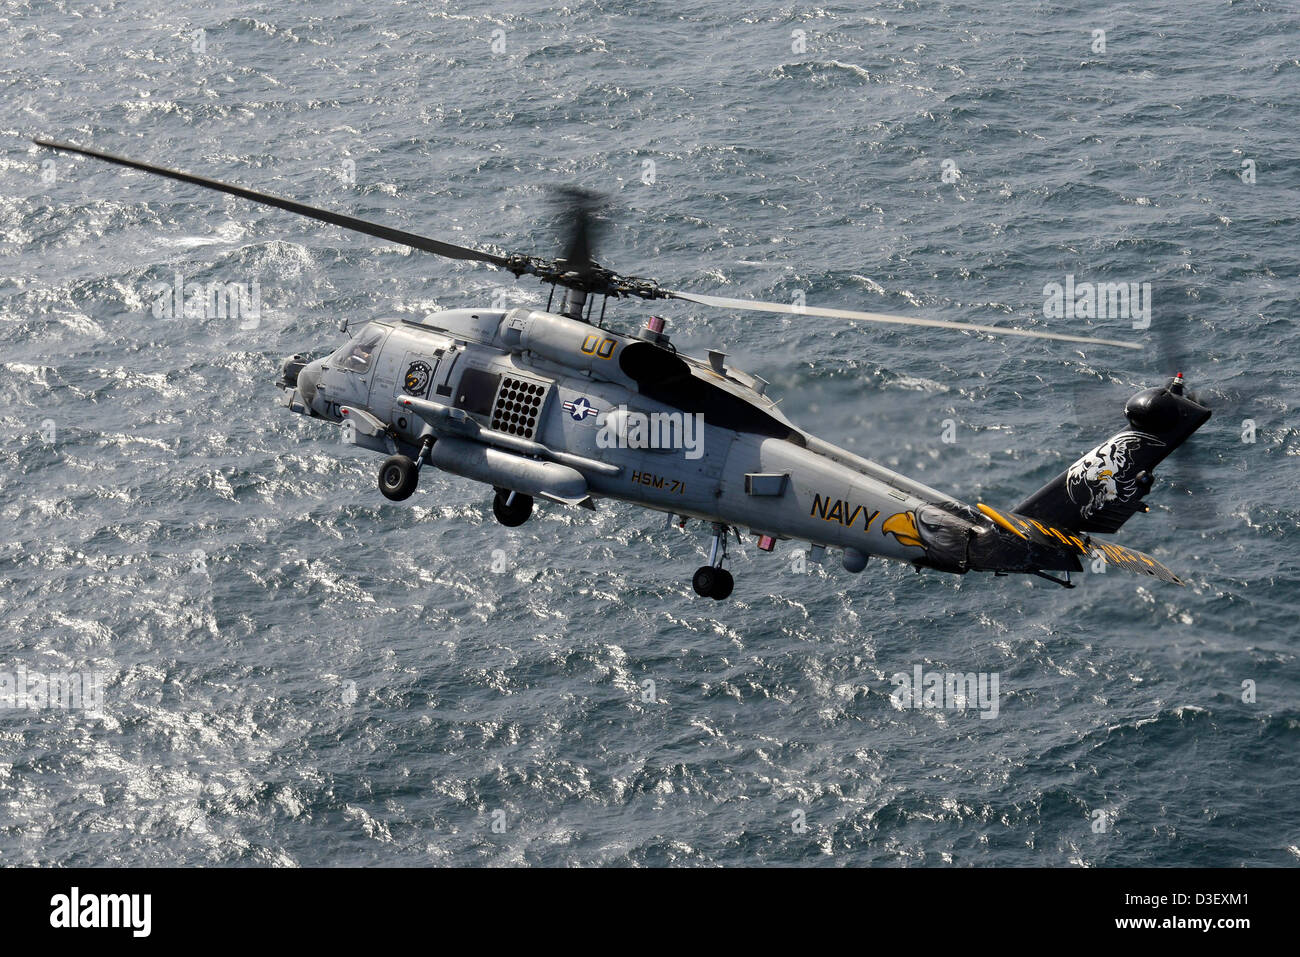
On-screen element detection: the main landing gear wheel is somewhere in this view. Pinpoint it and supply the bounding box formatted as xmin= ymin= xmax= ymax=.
xmin=692 ymin=565 xmax=718 ymax=597
xmin=692 ymin=522 xmax=736 ymax=600
xmin=492 ymin=489 xmax=534 ymax=527
xmin=692 ymin=565 xmax=734 ymax=600
xmin=378 ymin=455 xmax=419 ymax=501
xmin=711 ymin=567 xmax=734 ymax=600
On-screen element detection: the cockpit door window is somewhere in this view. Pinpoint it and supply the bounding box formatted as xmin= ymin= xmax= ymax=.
xmin=332 ymin=328 xmax=386 ymax=375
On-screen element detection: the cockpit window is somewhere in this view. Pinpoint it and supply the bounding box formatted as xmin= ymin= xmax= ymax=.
xmin=332 ymin=328 xmax=384 ymax=374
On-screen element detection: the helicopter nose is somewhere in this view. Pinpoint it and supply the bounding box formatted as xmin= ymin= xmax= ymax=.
xmin=296 ymin=358 xmax=323 ymax=409
xmin=277 ymin=353 xmax=309 ymax=389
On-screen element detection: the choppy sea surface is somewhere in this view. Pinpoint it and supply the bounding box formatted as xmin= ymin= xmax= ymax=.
xmin=1 ymin=0 xmax=1297 ymax=866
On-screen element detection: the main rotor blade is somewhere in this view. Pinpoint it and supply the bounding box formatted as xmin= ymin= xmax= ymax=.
xmin=33 ymin=139 xmax=511 ymax=268
xmin=664 ymin=289 xmax=1143 ymax=350
xmin=555 ymin=187 xmax=604 ymax=280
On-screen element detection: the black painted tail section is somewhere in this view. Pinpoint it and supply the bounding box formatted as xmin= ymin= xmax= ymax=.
xmin=1014 ymin=375 xmax=1212 ymax=535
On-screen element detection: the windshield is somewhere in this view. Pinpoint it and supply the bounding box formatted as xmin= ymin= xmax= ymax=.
xmin=331 ymin=327 xmax=384 ymax=374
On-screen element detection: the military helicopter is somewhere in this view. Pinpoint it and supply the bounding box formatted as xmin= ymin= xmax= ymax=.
xmin=35 ymin=139 xmax=1211 ymax=600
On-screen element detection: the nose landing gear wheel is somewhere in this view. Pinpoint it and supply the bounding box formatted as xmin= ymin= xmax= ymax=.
xmin=492 ymin=489 xmax=534 ymax=527
xmin=378 ymin=455 xmax=419 ymax=501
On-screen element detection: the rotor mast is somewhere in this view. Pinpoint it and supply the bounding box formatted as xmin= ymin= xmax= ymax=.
xmin=558 ymin=286 xmax=587 ymax=322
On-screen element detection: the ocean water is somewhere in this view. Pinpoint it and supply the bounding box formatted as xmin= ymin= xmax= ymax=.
xmin=1 ymin=0 xmax=1297 ymax=866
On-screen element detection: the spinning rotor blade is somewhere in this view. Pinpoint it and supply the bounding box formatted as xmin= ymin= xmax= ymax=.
xmin=554 ymin=187 xmax=605 ymax=281
xmin=662 ymin=289 xmax=1143 ymax=350
xmin=33 ymin=139 xmax=512 ymax=268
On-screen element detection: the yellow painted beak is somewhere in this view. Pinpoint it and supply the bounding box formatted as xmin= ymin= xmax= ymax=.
xmin=882 ymin=511 xmax=923 ymax=548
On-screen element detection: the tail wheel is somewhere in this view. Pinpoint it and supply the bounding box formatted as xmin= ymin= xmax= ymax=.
xmin=693 ymin=523 xmax=737 ymax=600
xmin=378 ymin=455 xmax=418 ymax=501
xmin=492 ymin=490 xmax=533 ymax=527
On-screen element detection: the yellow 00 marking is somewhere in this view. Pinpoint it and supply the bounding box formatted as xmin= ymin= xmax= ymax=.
xmin=580 ymin=334 xmax=617 ymax=359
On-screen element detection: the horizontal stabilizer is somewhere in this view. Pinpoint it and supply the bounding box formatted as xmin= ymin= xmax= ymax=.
xmin=1088 ymin=540 xmax=1183 ymax=585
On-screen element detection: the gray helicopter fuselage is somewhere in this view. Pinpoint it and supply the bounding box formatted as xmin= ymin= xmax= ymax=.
xmin=284 ymin=307 xmax=986 ymax=575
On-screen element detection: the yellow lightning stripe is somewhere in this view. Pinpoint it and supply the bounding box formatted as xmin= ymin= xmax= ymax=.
xmin=977 ymin=503 xmax=1028 ymax=540
xmin=1048 ymin=526 xmax=1076 ymax=548
xmin=1100 ymin=542 xmax=1127 ymax=563
xmin=1026 ymin=517 xmax=1053 ymax=538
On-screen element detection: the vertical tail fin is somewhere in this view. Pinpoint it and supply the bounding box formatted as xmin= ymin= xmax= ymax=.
xmin=1014 ymin=375 xmax=1211 ymax=534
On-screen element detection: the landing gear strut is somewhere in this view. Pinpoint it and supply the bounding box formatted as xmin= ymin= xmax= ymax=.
xmin=492 ymin=488 xmax=534 ymax=527
xmin=692 ymin=522 xmax=735 ymax=601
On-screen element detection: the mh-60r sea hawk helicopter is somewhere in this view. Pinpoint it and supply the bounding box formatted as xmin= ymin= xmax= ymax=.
xmin=36 ymin=140 xmax=1211 ymax=600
